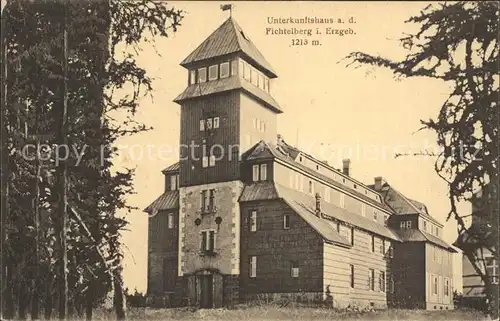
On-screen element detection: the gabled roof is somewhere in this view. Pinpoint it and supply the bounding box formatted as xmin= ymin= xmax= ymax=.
xmin=143 ymin=190 xmax=179 ymax=213
xmin=396 ymin=228 xmax=456 ymax=252
xmin=372 ymin=182 xmax=442 ymax=226
xmin=243 ymin=140 xmax=392 ymax=212
xmin=173 ymin=76 xmax=282 ymax=113
xmin=239 ymin=182 xmax=401 ymax=241
xmin=181 ymin=17 xmax=277 ymax=78
xmin=161 ymin=162 xmax=180 ymax=174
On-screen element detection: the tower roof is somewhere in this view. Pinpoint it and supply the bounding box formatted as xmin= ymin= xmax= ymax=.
xmin=180 ymin=17 xmax=277 ymax=78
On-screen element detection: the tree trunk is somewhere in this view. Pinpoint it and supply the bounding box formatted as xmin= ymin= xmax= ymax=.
xmin=56 ymin=10 xmax=69 ymax=320
xmin=44 ymin=277 xmax=53 ymax=320
xmin=113 ymin=269 xmax=126 ymax=321
xmin=4 ymin=261 xmax=14 ymax=319
xmin=31 ymin=138 xmax=42 ymax=320
xmin=1 ymin=3 xmax=11 ymax=320
xmin=85 ymin=281 xmax=93 ymax=321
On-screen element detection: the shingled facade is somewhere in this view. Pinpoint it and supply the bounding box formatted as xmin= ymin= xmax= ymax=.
xmin=144 ymin=17 xmax=456 ymax=310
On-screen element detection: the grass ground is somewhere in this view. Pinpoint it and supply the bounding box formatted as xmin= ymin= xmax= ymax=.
xmin=91 ymin=306 xmax=489 ymax=321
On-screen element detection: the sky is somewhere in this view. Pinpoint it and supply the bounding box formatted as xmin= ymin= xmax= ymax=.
xmin=114 ymin=1 xmax=469 ymax=293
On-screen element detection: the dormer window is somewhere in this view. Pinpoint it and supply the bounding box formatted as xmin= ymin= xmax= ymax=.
xmin=231 ymin=60 xmax=238 ymax=76
xmin=189 ymin=70 xmax=196 ymax=85
xmin=198 ymin=67 xmax=207 ymax=83
xmin=208 ymin=65 xmax=218 ymax=81
xmin=252 ymin=163 xmax=267 ymax=182
xmin=220 ymin=62 xmax=230 ymax=78
xmin=251 ymin=69 xmax=258 ymax=86
xmin=170 ymin=174 xmax=179 ymax=191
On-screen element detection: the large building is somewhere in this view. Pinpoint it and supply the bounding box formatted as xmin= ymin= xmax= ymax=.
xmin=144 ymin=16 xmax=456 ymax=310
xmin=455 ymin=184 xmax=498 ymax=309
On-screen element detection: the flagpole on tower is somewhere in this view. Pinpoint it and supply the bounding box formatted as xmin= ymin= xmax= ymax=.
xmin=221 ymin=4 xmax=233 ymax=17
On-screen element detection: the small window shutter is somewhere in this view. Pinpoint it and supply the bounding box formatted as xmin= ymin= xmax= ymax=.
xmin=210 ymin=189 xmax=216 ymax=211
xmin=209 ymin=230 xmax=215 ymax=251
xmin=201 ymin=231 xmax=206 ymax=251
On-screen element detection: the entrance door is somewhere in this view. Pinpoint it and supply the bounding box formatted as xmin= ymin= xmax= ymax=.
xmin=199 ymin=275 xmax=213 ymax=309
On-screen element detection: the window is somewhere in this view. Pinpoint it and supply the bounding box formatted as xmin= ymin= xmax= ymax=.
xmin=202 ymin=156 xmax=208 ymax=168
xmin=208 ymin=65 xmax=218 ymax=81
xmin=349 ymin=227 xmax=355 ymax=246
xmin=369 ymin=269 xmax=375 ymax=291
xmin=209 ymin=155 xmax=215 ymax=167
xmin=373 ymin=210 xmax=378 ymax=221
xmin=283 ymin=214 xmax=290 ymax=229
xmin=380 ymin=238 xmax=385 ymax=254
xmin=170 ymin=175 xmax=178 ymax=190
xmin=371 ymin=235 xmax=375 ymax=252
xmin=220 ymin=62 xmax=230 ymax=78
xmin=213 ymin=117 xmax=220 ymax=129
xmin=433 ymin=275 xmax=438 ymax=295
xmin=263 ymin=76 xmax=267 ymax=91
xmin=379 ymin=271 xmax=385 ymax=292
xmin=231 ymin=60 xmax=238 ymax=76
xmin=308 ymin=181 xmax=314 ymax=195
xmin=400 ymin=221 xmax=411 ymax=229
xmin=252 ymin=165 xmax=259 ymax=181
xmin=265 ymin=78 xmax=270 ymax=92
xmin=198 ymin=67 xmax=207 ymax=83
xmin=206 ymin=118 xmax=213 ymax=130
xmin=252 ymin=164 xmax=267 ymax=182
xmin=201 ymin=189 xmax=216 ymax=212
xmin=444 ymin=278 xmax=450 ymax=296
xmin=243 ymin=62 xmax=250 ymax=80
xmin=291 ymin=261 xmax=299 ymax=278
xmin=436 ymin=228 xmax=439 ymax=237
xmin=324 ymin=186 xmax=330 ymax=202
xmin=251 ymin=69 xmax=258 ymax=86
xmin=250 ymin=256 xmax=257 ymax=278
xmin=200 ymin=230 xmax=216 ymax=253
xmin=337 ymin=222 xmax=340 ymax=233
xmin=361 ymin=204 xmax=366 ymax=217
xmin=200 ymin=119 xmax=205 ymax=131
xmin=389 ymin=275 xmax=395 ymax=293
xmin=387 ymin=240 xmax=393 ymax=258
xmin=350 ymin=265 xmax=355 ymax=288
xmin=190 ymin=70 xmax=196 ymax=85
xmin=259 ymin=74 xmax=264 ymax=90
xmin=250 ymin=210 xmax=257 ymax=232
xmin=260 ymin=164 xmax=267 ymax=181
xmin=423 ymin=221 xmax=427 ymax=231
xmin=167 ymin=213 xmax=175 ymax=229
xmin=239 ymin=60 xmax=244 ymax=76
xmin=486 ymin=256 xmax=499 ymax=284
xmin=384 ymin=215 xmax=388 ymax=226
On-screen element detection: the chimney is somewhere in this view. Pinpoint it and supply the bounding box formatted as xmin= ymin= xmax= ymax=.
xmin=342 ymin=159 xmax=351 ymax=176
xmin=374 ymin=176 xmax=385 ymax=191
xmin=315 ymin=193 xmax=321 ymax=217
xmin=277 ymin=134 xmax=283 ymax=146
